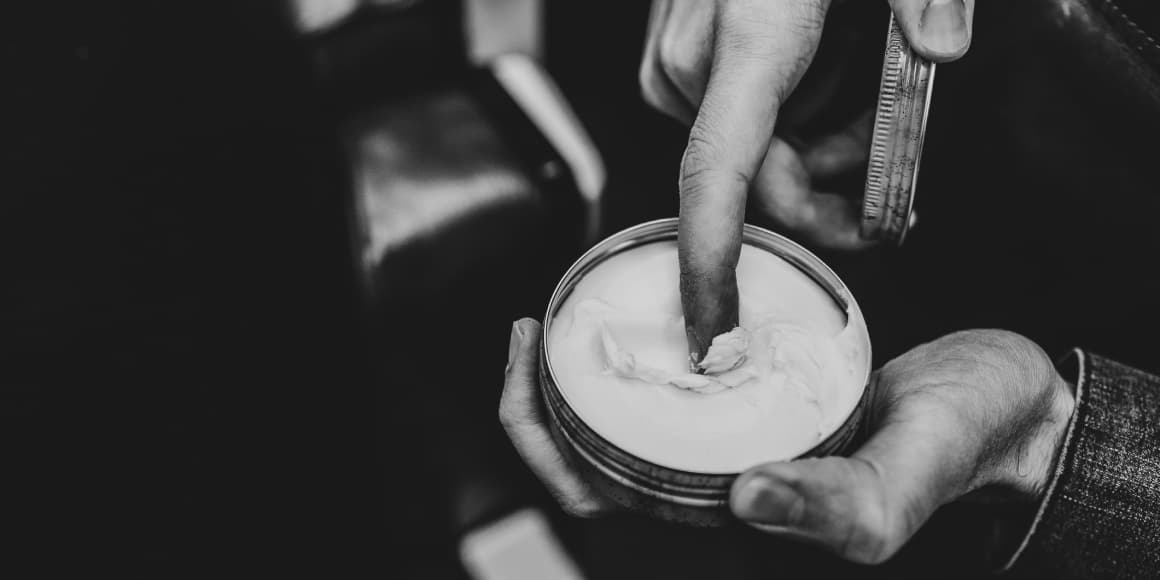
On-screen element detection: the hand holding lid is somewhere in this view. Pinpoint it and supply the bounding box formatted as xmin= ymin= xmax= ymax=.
xmin=638 ymin=0 xmax=974 ymax=363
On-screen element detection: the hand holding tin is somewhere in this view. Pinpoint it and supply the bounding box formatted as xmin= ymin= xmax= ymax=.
xmin=500 ymin=319 xmax=619 ymax=518
xmin=639 ymin=0 xmax=974 ymax=364
xmin=730 ymin=330 xmax=1075 ymax=565
xmin=505 ymin=323 xmax=1075 ymax=563
xmin=505 ymin=220 xmax=873 ymax=523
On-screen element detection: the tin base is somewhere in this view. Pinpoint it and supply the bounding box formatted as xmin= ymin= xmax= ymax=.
xmin=544 ymin=394 xmax=733 ymax=527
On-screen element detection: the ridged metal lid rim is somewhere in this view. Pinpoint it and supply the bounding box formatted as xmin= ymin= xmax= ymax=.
xmin=861 ymin=13 xmax=936 ymax=244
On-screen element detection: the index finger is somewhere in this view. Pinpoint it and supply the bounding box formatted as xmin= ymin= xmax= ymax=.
xmin=678 ymin=0 xmax=830 ymax=362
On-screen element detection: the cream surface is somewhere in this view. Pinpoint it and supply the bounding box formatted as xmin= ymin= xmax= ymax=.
xmin=546 ymin=241 xmax=869 ymax=473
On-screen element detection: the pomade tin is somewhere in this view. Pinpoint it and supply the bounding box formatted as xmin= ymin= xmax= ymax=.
xmin=539 ymin=219 xmax=873 ymax=526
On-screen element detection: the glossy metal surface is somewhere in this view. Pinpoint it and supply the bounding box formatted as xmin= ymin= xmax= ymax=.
xmin=862 ymin=14 xmax=936 ymax=244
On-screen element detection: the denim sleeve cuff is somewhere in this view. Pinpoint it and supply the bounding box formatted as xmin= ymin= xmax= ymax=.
xmin=996 ymin=348 xmax=1086 ymax=574
xmin=999 ymin=349 xmax=1160 ymax=576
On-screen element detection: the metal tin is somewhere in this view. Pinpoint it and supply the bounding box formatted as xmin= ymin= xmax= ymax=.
xmin=861 ymin=13 xmax=936 ymax=244
xmin=539 ymin=219 xmax=873 ymax=526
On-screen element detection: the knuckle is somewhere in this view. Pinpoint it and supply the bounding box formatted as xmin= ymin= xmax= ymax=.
xmin=838 ymin=459 xmax=906 ymax=565
xmin=658 ymin=38 xmax=699 ymax=88
xmin=657 ymin=35 xmax=679 ymax=72
xmin=841 ymin=499 xmax=897 ymax=564
xmin=638 ymin=58 xmax=657 ymax=98
xmin=678 ymin=165 xmax=746 ymax=207
xmin=559 ymin=496 xmax=602 ymax=519
xmin=680 ymin=122 xmax=732 ymax=182
xmin=497 ymin=401 xmax=515 ymax=430
xmin=676 ymin=102 xmax=753 ymax=202
xmin=639 ymin=62 xmax=681 ymax=118
xmin=658 ymin=58 xmax=683 ymax=93
xmin=640 ymin=86 xmax=665 ymax=114
xmin=497 ymin=395 xmax=524 ymax=431
xmin=679 ymin=145 xmax=748 ymax=201
xmin=683 ymin=125 xmax=718 ymax=168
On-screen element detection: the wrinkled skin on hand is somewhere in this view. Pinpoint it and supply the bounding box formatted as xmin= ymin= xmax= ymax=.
xmin=501 ymin=320 xmax=1074 ymax=564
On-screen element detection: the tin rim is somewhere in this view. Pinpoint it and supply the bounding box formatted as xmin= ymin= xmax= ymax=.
xmin=540 ymin=218 xmax=872 ymax=481
xmin=861 ymin=13 xmax=936 ymax=244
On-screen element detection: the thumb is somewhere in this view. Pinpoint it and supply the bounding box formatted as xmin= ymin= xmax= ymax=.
xmin=730 ymin=405 xmax=973 ymax=564
xmin=889 ymin=0 xmax=975 ymax=62
xmin=730 ymin=457 xmax=905 ymax=564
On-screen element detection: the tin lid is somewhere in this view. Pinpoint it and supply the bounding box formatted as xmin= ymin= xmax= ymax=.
xmin=861 ymin=13 xmax=936 ymax=244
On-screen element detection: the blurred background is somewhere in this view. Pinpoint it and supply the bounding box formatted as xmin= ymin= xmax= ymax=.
xmin=347 ymin=1 xmax=1160 ymax=578
xmin=4 ymin=0 xmax=1159 ymax=577
xmin=339 ymin=0 xmax=1159 ymax=578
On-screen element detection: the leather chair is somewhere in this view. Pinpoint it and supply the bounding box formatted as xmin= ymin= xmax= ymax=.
xmin=301 ymin=0 xmax=606 ymax=569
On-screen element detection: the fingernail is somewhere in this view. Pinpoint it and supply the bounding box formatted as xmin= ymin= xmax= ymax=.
xmin=506 ymin=321 xmax=525 ymax=373
xmin=919 ymin=0 xmax=969 ymax=56
xmin=733 ymin=475 xmax=800 ymax=526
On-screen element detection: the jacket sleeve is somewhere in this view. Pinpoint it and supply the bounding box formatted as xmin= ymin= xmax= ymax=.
xmin=1001 ymin=349 xmax=1160 ymax=577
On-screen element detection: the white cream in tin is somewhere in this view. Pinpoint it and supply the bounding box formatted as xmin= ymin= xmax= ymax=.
xmin=546 ymin=240 xmax=870 ymax=474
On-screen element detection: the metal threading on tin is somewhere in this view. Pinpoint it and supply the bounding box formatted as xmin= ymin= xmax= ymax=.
xmin=862 ymin=13 xmax=936 ymax=244
xmin=539 ymin=218 xmax=873 ymax=523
